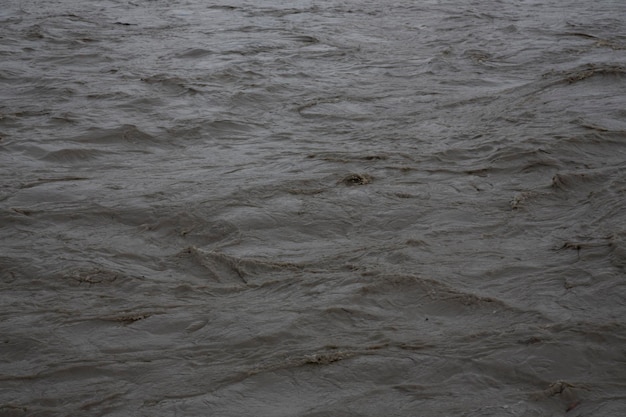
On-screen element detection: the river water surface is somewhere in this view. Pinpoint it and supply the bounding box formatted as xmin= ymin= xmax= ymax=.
xmin=1 ymin=0 xmax=626 ymax=416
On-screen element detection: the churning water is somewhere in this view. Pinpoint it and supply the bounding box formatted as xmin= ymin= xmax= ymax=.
xmin=1 ymin=0 xmax=625 ymax=416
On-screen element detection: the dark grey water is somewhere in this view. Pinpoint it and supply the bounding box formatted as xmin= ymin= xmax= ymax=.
xmin=1 ymin=0 xmax=626 ymax=416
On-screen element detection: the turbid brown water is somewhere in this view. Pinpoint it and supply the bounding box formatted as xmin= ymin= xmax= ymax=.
xmin=1 ymin=0 xmax=625 ymax=416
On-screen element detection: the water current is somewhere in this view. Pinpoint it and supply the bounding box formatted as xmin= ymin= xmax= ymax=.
xmin=1 ymin=0 xmax=626 ymax=416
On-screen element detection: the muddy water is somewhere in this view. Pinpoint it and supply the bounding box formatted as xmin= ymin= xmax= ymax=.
xmin=1 ymin=0 xmax=626 ymax=416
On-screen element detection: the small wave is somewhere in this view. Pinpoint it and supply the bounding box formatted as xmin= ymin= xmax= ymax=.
xmin=560 ymin=64 xmax=626 ymax=84
xmin=550 ymin=169 xmax=611 ymax=191
xmin=358 ymin=273 xmax=546 ymax=323
xmin=18 ymin=176 xmax=88 ymax=189
xmin=173 ymin=48 xmax=213 ymax=59
xmin=172 ymin=246 xmax=304 ymax=286
xmin=140 ymin=74 xmax=201 ymax=94
xmin=287 ymin=34 xmax=320 ymax=44
xmin=40 ymin=148 xmax=111 ymax=163
xmin=502 ymin=63 xmax=626 ymax=99
xmin=297 ymin=97 xmax=374 ymax=120
xmin=70 ymin=125 xmax=161 ymax=148
xmin=60 ymin=267 xmax=144 ymax=289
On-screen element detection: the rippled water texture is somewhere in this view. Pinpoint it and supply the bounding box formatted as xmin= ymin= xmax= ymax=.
xmin=1 ymin=0 xmax=626 ymax=415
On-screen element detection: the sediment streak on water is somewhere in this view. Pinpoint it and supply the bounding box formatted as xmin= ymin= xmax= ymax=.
xmin=1 ymin=0 xmax=625 ymax=416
